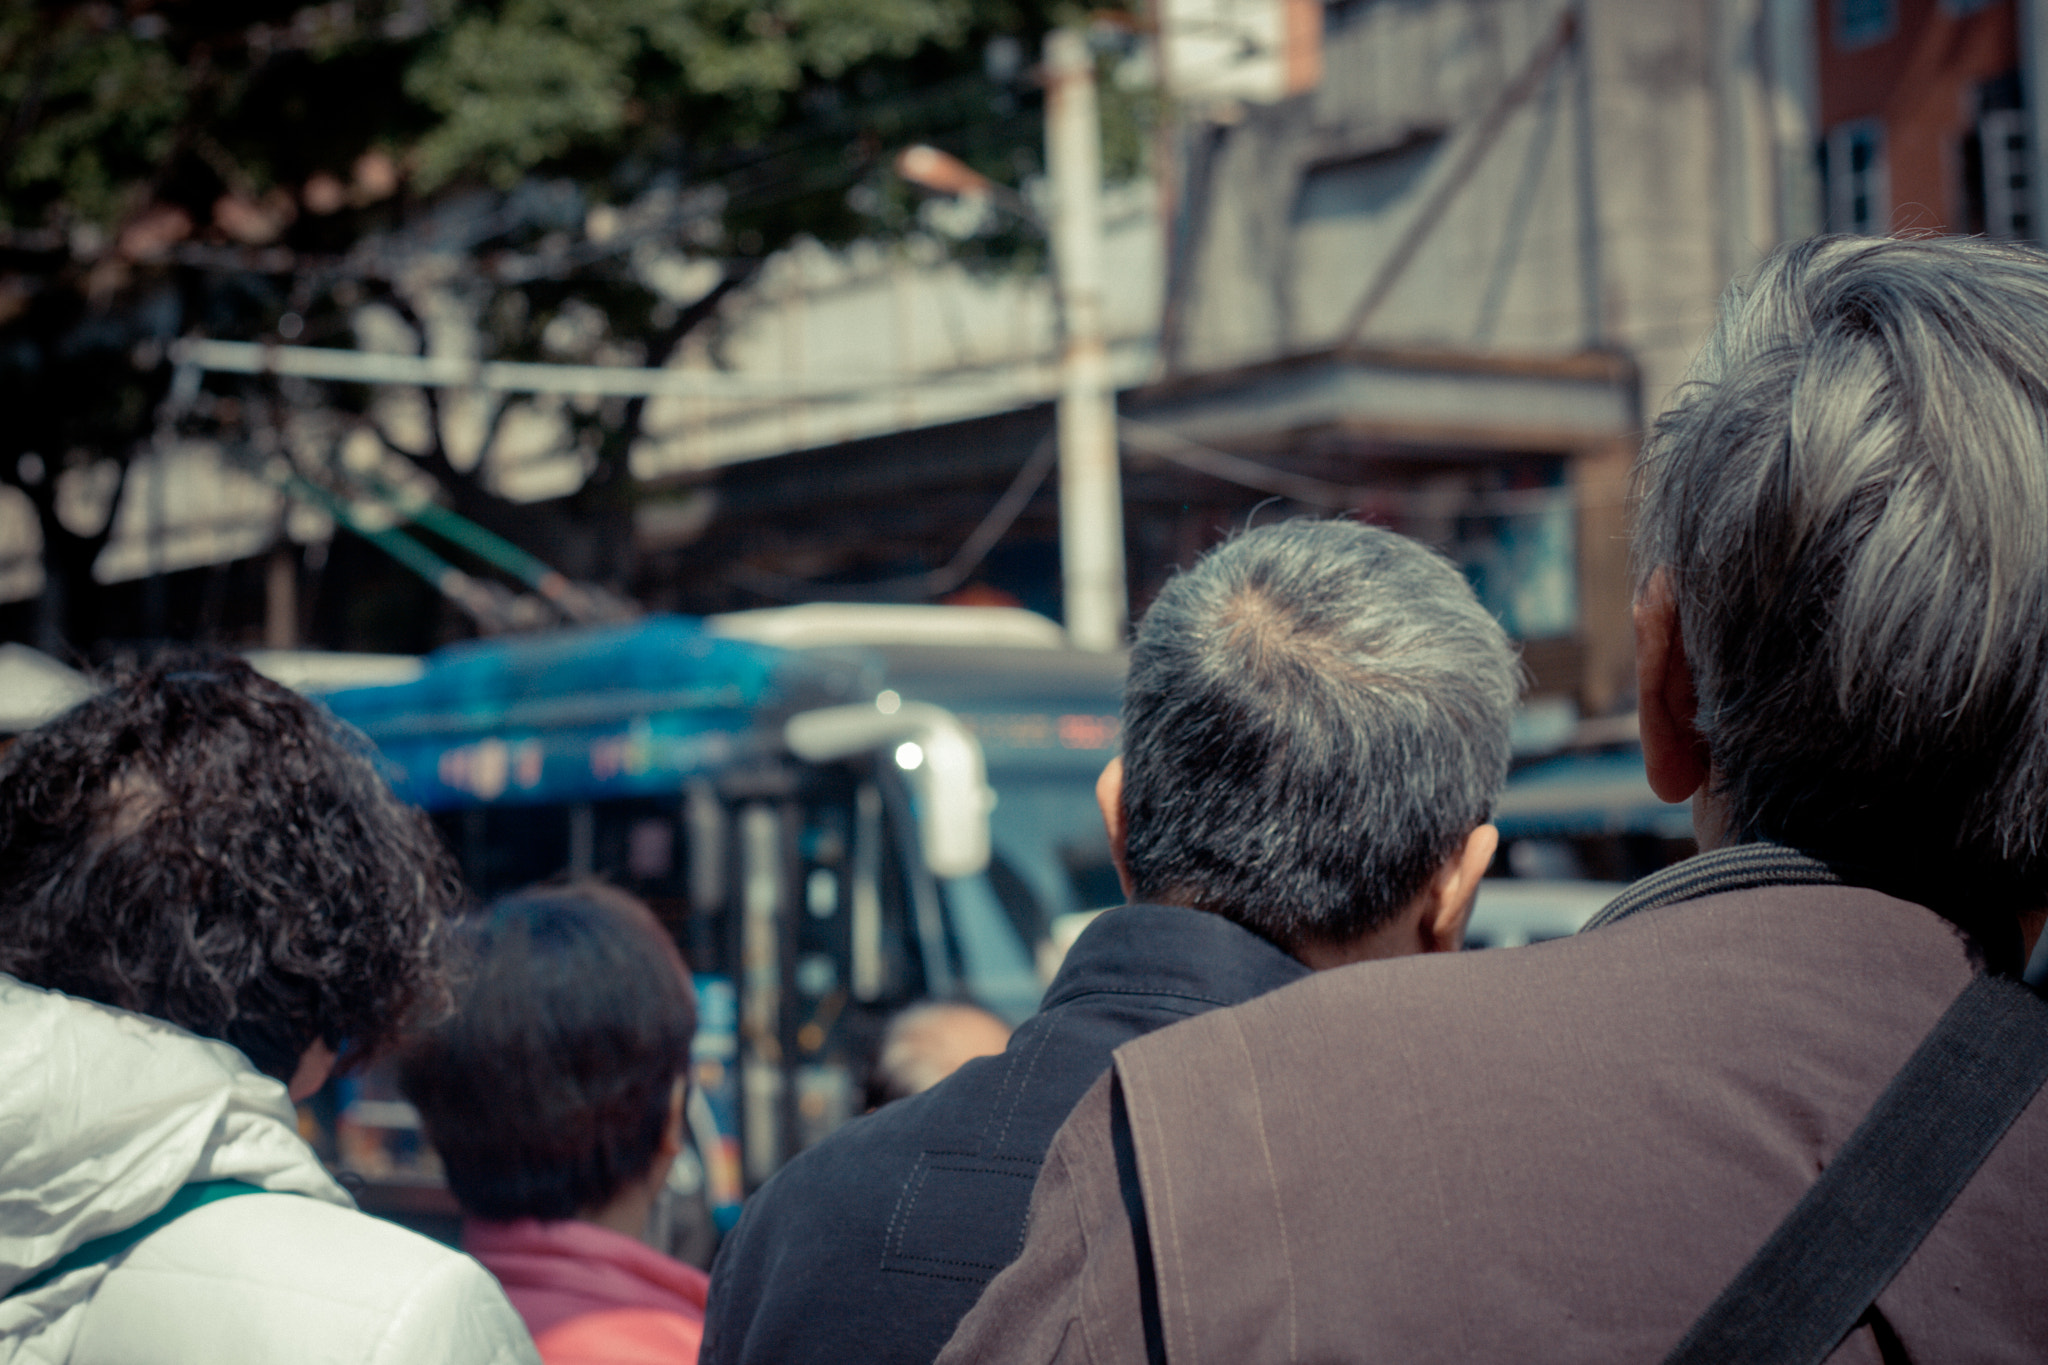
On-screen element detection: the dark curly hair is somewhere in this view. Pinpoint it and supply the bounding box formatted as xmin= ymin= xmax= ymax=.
xmin=0 ymin=652 xmax=461 ymax=1081
xmin=399 ymin=882 xmax=697 ymax=1222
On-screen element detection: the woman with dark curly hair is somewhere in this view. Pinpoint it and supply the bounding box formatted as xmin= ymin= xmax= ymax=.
xmin=0 ymin=655 xmax=538 ymax=1365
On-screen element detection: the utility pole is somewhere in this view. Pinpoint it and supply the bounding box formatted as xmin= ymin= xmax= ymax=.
xmin=1045 ymin=28 xmax=1127 ymax=653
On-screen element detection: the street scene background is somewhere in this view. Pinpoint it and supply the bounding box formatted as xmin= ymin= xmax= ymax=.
xmin=2 ymin=0 xmax=2040 ymax=1237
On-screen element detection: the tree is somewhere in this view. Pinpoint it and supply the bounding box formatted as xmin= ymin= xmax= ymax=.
xmin=0 ymin=1 xmax=436 ymax=649
xmin=0 ymin=0 xmax=1136 ymax=651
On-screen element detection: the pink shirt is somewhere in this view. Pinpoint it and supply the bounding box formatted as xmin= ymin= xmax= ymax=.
xmin=465 ymin=1217 xmax=709 ymax=1364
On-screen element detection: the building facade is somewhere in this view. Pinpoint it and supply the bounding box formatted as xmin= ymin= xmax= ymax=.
xmin=18 ymin=0 xmax=2045 ymax=710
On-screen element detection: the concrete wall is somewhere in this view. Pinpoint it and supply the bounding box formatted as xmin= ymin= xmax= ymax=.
xmin=631 ymin=183 xmax=1164 ymax=479
xmin=1171 ymin=0 xmax=1818 ymax=416
xmin=1153 ymin=0 xmax=1826 ymax=710
xmin=1176 ymin=0 xmax=1596 ymax=366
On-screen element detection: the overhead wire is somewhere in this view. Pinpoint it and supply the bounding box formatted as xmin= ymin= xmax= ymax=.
xmin=726 ymin=434 xmax=1057 ymax=602
xmin=1117 ymin=419 xmax=1581 ymax=518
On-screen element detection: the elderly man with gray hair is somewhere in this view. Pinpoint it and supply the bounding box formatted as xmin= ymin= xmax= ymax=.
xmin=940 ymin=235 xmax=2048 ymax=1365
xmin=700 ymin=519 xmax=1518 ymax=1365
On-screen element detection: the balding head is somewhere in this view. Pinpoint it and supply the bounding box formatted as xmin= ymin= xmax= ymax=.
xmin=869 ymin=1001 xmax=1013 ymax=1107
xmin=1118 ymin=519 xmax=1519 ymax=952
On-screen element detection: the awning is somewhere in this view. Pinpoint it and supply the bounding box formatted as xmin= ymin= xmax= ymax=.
xmin=320 ymin=616 xmax=799 ymax=810
xmin=1122 ymin=344 xmax=1639 ymax=455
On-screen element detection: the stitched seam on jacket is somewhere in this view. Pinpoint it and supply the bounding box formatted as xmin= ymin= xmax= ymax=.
xmin=976 ymin=1023 xmax=1039 ymax=1153
xmin=884 ymin=1252 xmax=1019 ymax=1271
xmin=979 ymin=1017 xmax=1057 ymax=1153
xmin=883 ymin=1246 xmax=1024 ymax=1272
xmin=1230 ymin=1013 xmax=1300 ymax=1365
xmin=989 ymin=1016 xmax=1059 ymax=1157
xmin=916 ymin=1148 xmax=1039 ymax=1165
xmin=880 ymin=1163 xmax=1037 ymax=1273
xmin=882 ymin=1157 xmax=932 ymax=1264
xmin=877 ymin=1262 xmax=1004 ymax=1284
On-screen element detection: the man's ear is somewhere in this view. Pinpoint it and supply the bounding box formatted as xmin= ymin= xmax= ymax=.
xmin=1635 ymin=567 xmax=1710 ymax=804
xmin=287 ymin=1039 xmax=339 ymax=1104
xmin=1096 ymin=756 xmax=1134 ymax=900
xmin=1418 ymin=823 xmax=1499 ymax=953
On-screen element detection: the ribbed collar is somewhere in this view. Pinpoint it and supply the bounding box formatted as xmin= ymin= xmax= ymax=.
xmin=1040 ymin=903 xmax=1310 ymax=1013
xmin=1583 ymin=842 xmax=1841 ymax=932
xmin=1582 ymin=841 xmax=2030 ymax=976
xmin=464 ymin=1215 xmax=709 ymax=1336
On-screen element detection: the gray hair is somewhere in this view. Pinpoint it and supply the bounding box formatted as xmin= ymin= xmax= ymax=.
xmin=1635 ymin=235 xmax=2048 ymax=904
xmin=1120 ymin=519 xmax=1520 ymax=948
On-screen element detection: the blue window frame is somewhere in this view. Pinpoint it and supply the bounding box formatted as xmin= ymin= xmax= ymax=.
xmin=1838 ymin=0 xmax=1895 ymax=48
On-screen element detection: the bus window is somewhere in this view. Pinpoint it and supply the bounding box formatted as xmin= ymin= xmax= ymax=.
xmin=939 ymin=870 xmax=1045 ymax=1023
xmin=436 ymin=804 xmax=572 ymax=900
xmin=590 ymin=796 xmax=697 ymax=952
xmin=977 ymin=773 xmax=1121 ymax=939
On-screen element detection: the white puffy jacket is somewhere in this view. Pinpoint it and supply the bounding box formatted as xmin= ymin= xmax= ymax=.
xmin=0 ymin=974 xmax=541 ymax=1365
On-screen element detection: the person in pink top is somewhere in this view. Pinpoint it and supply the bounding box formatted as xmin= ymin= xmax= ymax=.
xmin=401 ymin=883 xmax=710 ymax=1364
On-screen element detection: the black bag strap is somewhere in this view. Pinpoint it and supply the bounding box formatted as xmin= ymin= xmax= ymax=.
xmin=1663 ymin=973 xmax=2048 ymax=1365
xmin=1109 ymin=1078 xmax=1168 ymax=1365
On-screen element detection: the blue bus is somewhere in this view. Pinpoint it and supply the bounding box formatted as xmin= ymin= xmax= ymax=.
xmin=299 ymin=615 xmax=1025 ymax=1255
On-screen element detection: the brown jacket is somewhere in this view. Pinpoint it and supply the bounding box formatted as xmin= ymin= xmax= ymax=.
xmin=938 ymin=856 xmax=2048 ymax=1364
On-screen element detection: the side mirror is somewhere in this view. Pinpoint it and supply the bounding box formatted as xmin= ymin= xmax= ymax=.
xmin=784 ymin=701 xmax=993 ymax=878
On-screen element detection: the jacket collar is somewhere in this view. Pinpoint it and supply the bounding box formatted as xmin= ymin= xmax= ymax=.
xmin=1041 ymin=903 xmax=1309 ymax=1013
xmin=1585 ymin=840 xmax=2033 ymax=975
xmin=464 ymin=1217 xmax=708 ymax=1312
xmin=1583 ymin=843 xmax=1840 ymax=932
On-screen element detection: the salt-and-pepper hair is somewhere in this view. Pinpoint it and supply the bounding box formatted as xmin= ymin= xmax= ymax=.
xmin=1636 ymin=235 xmax=2048 ymax=902
xmin=1119 ymin=519 xmax=1520 ymax=948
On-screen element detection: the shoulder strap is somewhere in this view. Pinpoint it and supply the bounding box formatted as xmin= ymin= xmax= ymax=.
xmin=1663 ymin=973 xmax=2048 ymax=1365
xmin=6 ymin=1178 xmax=272 ymax=1301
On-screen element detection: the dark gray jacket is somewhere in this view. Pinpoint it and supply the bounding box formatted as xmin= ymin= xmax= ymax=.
xmin=700 ymin=903 xmax=1308 ymax=1365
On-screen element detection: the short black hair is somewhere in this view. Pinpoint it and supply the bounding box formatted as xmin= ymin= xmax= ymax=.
xmin=399 ymin=882 xmax=697 ymax=1223
xmin=1121 ymin=520 xmax=1519 ymax=948
xmin=0 ymin=652 xmax=460 ymax=1080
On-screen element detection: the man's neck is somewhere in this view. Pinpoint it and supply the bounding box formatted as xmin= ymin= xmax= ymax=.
xmin=1292 ymin=923 xmax=1421 ymax=971
xmin=580 ymin=1171 xmax=661 ymax=1240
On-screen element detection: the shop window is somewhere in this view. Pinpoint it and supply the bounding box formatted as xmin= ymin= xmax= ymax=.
xmin=1289 ymin=132 xmax=1444 ymax=339
xmin=1966 ymin=109 xmax=2033 ymax=240
xmin=1294 ymin=133 xmax=1442 ymax=224
xmin=1820 ymin=120 xmax=1889 ymax=235
xmin=1837 ymin=0 xmax=1894 ymax=49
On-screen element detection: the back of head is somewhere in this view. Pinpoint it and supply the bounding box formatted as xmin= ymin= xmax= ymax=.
xmin=1637 ymin=236 xmax=2048 ymax=906
xmin=0 ymin=652 xmax=459 ymax=1081
xmin=400 ymin=882 xmax=697 ymax=1223
xmin=867 ymin=1000 xmax=1013 ymax=1108
xmin=1120 ymin=519 xmax=1520 ymax=949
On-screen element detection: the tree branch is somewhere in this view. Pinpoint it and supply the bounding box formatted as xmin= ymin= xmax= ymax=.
xmin=81 ymin=451 xmax=136 ymax=562
xmin=590 ymin=258 xmax=764 ymax=491
xmin=651 ymin=258 xmax=762 ymax=369
xmin=471 ymin=391 xmax=520 ymax=472
xmin=365 ymin=415 xmax=427 ymax=461
xmin=351 ymin=283 xmax=474 ymax=490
